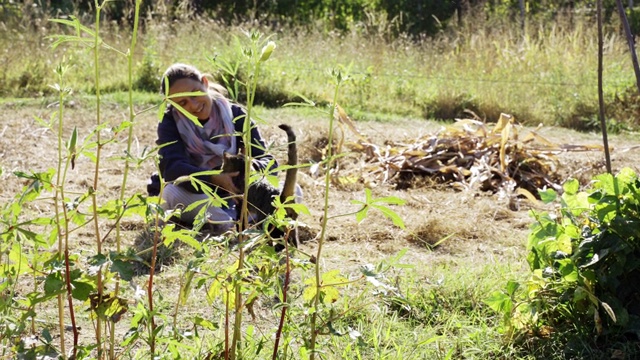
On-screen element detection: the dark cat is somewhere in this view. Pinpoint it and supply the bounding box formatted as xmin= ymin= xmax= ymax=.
xmin=222 ymin=124 xmax=298 ymax=248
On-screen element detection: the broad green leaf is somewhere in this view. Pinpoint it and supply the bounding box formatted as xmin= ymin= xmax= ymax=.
xmin=285 ymin=202 xmax=311 ymax=216
xmin=557 ymin=233 xmax=573 ymax=254
xmin=207 ymin=279 xmax=222 ymax=304
xmin=574 ymin=286 xmax=589 ymax=302
xmin=616 ymin=167 xmax=637 ymax=188
xmin=322 ymin=269 xmax=348 ymax=285
xmin=321 ymin=286 xmax=340 ymax=304
xmin=111 ymin=259 xmax=134 ymax=282
xmin=563 ymin=191 xmax=590 ymax=217
xmin=303 ymin=270 xmax=348 ymax=304
xmin=71 ymin=280 xmax=94 ymax=301
xmin=173 ymin=232 xmax=202 ymax=251
xmin=8 ymin=243 xmax=29 ymax=274
xmin=563 ymin=178 xmax=580 ymax=195
xmin=556 ymin=259 xmax=578 ymax=282
xmin=44 ymin=273 xmax=65 ymax=295
xmin=97 ymin=199 xmax=122 ymax=219
xmin=484 ymin=291 xmax=513 ymax=314
xmin=506 ymin=280 xmax=520 ymax=297
xmin=594 ymin=201 xmax=618 ymax=223
xmin=593 ymin=173 xmax=615 ymax=194
xmin=538 ymin=188 xmax=557 ymax=204
xmin=42 ymin=329 xmax=53 ymax=343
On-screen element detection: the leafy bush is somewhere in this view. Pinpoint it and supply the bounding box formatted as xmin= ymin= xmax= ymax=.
xmin=488 ymin=167 xmax=640 ymax=341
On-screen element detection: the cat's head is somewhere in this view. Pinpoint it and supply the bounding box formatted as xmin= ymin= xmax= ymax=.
xmin=222 ymin=151 xmax=245 ymax=173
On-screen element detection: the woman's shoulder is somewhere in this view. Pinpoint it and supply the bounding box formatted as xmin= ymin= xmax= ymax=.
xmin=159 ymin=108 xmax=177 ymax=127
xmin=157 ymin=109 xmax=179 ymax=142
xmin=231 ymin=104 xmax=246 ymax=117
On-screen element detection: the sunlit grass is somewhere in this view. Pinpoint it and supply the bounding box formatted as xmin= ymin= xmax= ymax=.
xmin=1 ymin=14 xmax=636 ymax=130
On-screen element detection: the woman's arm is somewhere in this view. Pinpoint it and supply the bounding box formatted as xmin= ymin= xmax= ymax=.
xmin=157 ymin=110 xmax=213 ymax=193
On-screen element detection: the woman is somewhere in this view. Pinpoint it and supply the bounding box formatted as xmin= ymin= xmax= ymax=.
xmin=154 ymin=63 xmax=276 ymax=233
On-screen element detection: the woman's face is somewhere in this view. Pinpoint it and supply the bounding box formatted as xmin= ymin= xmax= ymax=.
xmin=169 ymin=76 xmax=212 ymax=121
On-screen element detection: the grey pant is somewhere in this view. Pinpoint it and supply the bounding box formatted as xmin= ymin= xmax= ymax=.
xmin=162 ymin=183 xmax=303 ymax=232
xmin=162 ymin=184 xmax=237 ymax=232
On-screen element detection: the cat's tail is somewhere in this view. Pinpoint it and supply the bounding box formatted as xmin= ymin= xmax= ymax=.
xmin=278 ymin=124 xmax=297 ymax=213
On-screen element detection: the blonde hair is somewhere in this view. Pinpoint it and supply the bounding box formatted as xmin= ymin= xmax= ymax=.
xmin=160 ymin=63 xmax=227 ymax=98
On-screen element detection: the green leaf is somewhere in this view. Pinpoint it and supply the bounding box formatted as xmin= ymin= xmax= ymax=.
xmin=371 ymin=203 xmax=405 ymax=229
xmin=44 ymin=273 xmax=65 ymax=296
xmin=71 ymin=280 xmax=94 ymax=301
xmin=538 ymin=188 xmax=557 ymax=204
xmin=372 ymin=195 xmax=406 ymax=206
xmin=563 ymin=191 xmax=590 ymax=217
xmin=557 ymin=233 xmax=573 ymax=255
xmin=556 ymin=259 xmax=578 ymax=282
xmin=111 ymin=259 xmax=134 ymax=282
xmin=42 ymin=328 xmax=53 ymax=343
xmin=68 ymin=127 xmax=78 ymax=169
xmin=506 ymin=280 xmax=520 ymax=297
xmin=593 ymin=172 xmax=616 ymax=194
xmin=157 ymin=99 xmax=167 ymax=121
xmin=322 ymin=269 xmax=348 ymax=285
xmin=194 ymin=316 xmax=218 ymax=331
xmin=303 ymin=270 xmax=348 ymax=304
xmin=354 ymin=205 xmax=368 ymax=223
xmin=563 ymin=178 xmax=580 ymax=195
xmin=284 ymin=92 xmax=316 ymax=107
xmin=351 ymin=189 xmax=405 ymax=228
xmin=485 ymin=291 xmax=513 ymax=314
xmin=8 ymin=243 xmax=29 ymax=274
xmin=285 ymin=202 xmax=311 ymax=216
xmin=180 ymin=271 xmax=195 ymax=306
xmin=616 ymin=167 xmax=636 ymax=187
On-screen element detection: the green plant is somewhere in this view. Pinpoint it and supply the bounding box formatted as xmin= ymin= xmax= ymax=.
xmin=134 ymin=45 xmax=160 ymax=92
xmin=488 ymin=167 xmax=640 ymax=348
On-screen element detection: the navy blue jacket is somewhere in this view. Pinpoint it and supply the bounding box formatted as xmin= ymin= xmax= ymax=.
xmin=157 ymin=104 xmax=277 ymax=193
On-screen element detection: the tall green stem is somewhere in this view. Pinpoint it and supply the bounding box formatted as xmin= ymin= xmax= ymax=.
xmin=109 ymin=1 xmax=142 ymax=357
xmin=92 ymin=1 xmax=104 ymax=357
xmin=230 ymin=54 xmax=261 ymax=360
xmin=53 ymin=67 xmax=67 ymax=360
xmin=309 ymin=75 xmax=343 ymax=359
xmin=52 ymin=65 xmax=79 ymax=359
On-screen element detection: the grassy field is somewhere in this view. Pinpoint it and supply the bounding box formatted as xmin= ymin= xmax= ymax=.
xmin=2 ymin=10 xmax=640 ymax=360
xmin=2 ymin=13 xmax=639 ymax=130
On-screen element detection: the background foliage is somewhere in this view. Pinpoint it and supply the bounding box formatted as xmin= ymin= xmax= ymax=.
xmin=2 ymin=0 xmax=640 ymax=132
xmin=5 ymin=0 xmax=637 ymax=34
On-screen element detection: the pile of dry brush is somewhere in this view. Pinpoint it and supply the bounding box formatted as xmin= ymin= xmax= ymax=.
xmin=331 ymin=109 xmax=604 ymax=200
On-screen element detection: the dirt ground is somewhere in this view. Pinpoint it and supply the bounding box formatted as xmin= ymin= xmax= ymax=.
xmin=1 ymin=100 xmax=639 ymax=266
xmin=1 ymin=99 xmax=639 ymax=354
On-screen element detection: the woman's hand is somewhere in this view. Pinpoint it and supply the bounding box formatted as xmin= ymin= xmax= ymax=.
xmin=211 ymin=172 xmax=240 ymax=194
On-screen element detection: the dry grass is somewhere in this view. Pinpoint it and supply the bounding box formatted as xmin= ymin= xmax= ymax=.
xmin=1 ymin=101 xmax=640 ymax=356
